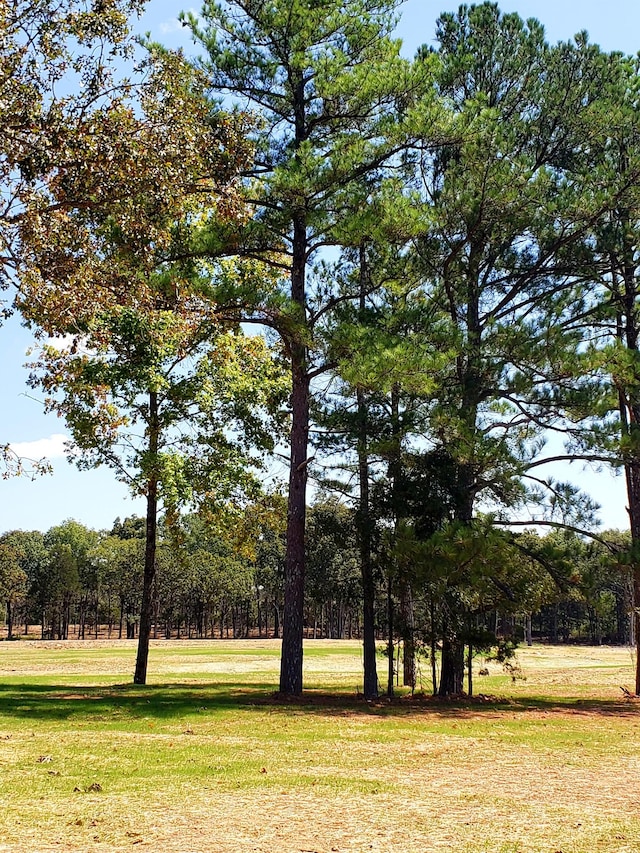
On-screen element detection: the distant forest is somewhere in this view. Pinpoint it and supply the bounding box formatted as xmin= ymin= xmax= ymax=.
xmin=0 ymin=509 xmax=632 ymax=693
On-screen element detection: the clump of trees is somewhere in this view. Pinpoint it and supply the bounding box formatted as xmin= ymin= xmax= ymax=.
xmin=0 ymin=510 xmax=632 ymax=696
xmin=3 ymin=0 xmax=640 ymax=695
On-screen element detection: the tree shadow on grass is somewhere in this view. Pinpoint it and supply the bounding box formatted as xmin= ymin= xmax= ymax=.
xmin=0 ymin=681 xmax=278 ymax=723
xmin=0 ymin=681 xmax=638 ymax=723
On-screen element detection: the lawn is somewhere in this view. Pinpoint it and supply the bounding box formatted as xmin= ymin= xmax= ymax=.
xmin=0 ymin=639 xmax=639 ymax=853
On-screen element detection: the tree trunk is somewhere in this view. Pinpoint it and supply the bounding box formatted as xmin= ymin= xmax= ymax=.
xmin=438 ymin=250 xmax=480 ymax=698
xmin=439 ymin=634 xmax=464 ymax=696
xmin=257 ymin=591 xmax=262 ymax=638
xmin=430 ymin=595 xmax=438 ymax=696
xmin=356 ymin=245 xmax=378 ymax=699
xmin=133 ymin=390 xmax=159 ymax=685
xmin=609 ymin=232 xmax=640 ymax=692
xmin=627 ymin=465 xmax=640 ymax=694
xmin=621 ymin=413 xmax=640 ymax=690
xmin=400 ymin=579 xmax=415 ymax=689
xmin=279 ymin=208 xmax=309 ymax=696
xmin=386 ymin=575 xmax=394 ymax=698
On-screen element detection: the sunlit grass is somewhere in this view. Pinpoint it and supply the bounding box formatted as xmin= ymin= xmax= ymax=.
xmin=0 ymin=640 xmax=639 ymax=852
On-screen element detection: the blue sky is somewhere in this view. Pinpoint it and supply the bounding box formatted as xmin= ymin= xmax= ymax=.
xmin=2 ymin=0 xmax=638 ymax=533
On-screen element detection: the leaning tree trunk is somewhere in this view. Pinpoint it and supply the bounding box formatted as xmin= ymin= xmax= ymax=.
xmin=134 ymin=390 xmax=159 ymax=686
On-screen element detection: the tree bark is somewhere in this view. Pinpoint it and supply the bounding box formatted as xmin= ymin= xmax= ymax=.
xmin=611 ymin=235 xmax=640 ymax=694
xmin=429 ymin=595 xmax=438 ymax=696
xmin=134 ymin=390 xmax=159 ymax=686
xmin=400 ymin=579 xmax=415 ymax=689
xmin=357 ymin=245 xmax=378 ymax=699
xmin=279 ymin=348 xmax=309 ymax=694
xmin=439 ymin=634 xmax=464 ymax=696
xmin=386 ymin=575 xmax=394 ymax=698
xmin=279 ymin=200 xmax=309 ymax=695
xmin=525 ymin=612 xmax=533 ymax=646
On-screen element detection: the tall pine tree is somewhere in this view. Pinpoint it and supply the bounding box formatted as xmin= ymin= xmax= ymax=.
xmin=185 ymin=0 xmax=429 ymax=694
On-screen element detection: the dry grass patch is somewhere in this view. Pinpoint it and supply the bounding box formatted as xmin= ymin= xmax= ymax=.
xmin=0 ymin=640 xmax=639 ymax=852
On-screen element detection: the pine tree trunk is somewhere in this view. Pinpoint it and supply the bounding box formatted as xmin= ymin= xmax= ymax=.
xmin=386 ymin=575 xmax=394 ymax=698
xmin=134 ymin=390 xmax=159 ymax=686
xmin=430 ymin=595 xmax=438 ymax=696
xmin=279 ymin=209 xmax=309 ymax=696
xmin=400 ymin=579 xmax=415 ymax=689
xmin=627 ymin=462 xmax=640 ymax=694
xmin=439 ymin=634 xmax=464 ymax=696
xmin=438 ymin=248 xmax=481 ymax=698
xmin=357 ymin=245 xmax=378 ymax=699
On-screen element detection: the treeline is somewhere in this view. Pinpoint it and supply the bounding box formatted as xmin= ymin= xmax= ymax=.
xmin=0 ymin=508 xmax=632 ymax=664
xmin=4 ymin=0 xmax=640 ymax=695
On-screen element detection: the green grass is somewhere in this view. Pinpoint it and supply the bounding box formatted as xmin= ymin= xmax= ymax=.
xmin=1 ymin=639 xmax=639 ymax=852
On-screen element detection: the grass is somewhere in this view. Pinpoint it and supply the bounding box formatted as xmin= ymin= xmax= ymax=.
xmin=1 ymin=640 xmax=639 ymax=852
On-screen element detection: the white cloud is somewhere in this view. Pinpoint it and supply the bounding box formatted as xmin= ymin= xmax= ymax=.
xmin=10 ymin=434 xmax=69 ymax=460
xmin=157 ymin=7 xmax=198 ymax=35
xmin=158 ymin=17 xmax=182 ymax=34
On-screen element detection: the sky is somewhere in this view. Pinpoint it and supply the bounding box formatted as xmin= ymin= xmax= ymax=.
xmin=2 ymin=0 xmax=639 ymax=534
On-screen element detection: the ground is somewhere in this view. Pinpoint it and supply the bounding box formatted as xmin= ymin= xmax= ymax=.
xmin=0 ymin=640 xmax=638 ymax=853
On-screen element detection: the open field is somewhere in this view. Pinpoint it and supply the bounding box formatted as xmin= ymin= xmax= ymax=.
xmin=0 ymin=640 xmax=639 ymax=853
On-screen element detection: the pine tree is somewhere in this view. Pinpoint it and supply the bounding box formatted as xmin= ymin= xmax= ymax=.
xmin=185 ymin=0 xmax=426 ymax=694
xmin=406 ymin=5 xmax=616 ymax=692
